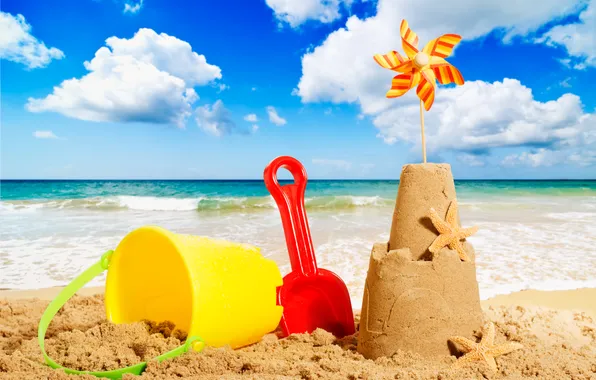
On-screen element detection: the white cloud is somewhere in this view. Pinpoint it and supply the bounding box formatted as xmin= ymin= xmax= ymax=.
xmin=33 ymin=130 xmax=58 ymax=139
xmin=251 ymin=87 xmax=257 ymax=91
xmin=217 ymin=83 xmax=230 ymax=92
xmin=312 ymin=158 xmax=352 ymax=170
xmin=244 ymin=113 xmax=258 ymax=122
xmin=559 ymin=77 xmax=573 ymax=88
xmin=26 ymin=28 xmax=221 ymax=127
xmin=0 ymin=12 xmax=64 ymax=69
xmin=296 ymin=0 xmax=585 ymax=114
xmin=372 ymin=79 xmax=594 ymax=153
xmin=265 ymin=0 xmax=354 ymax=27
xmin=501 ymin=147 xmax=596 ymax=168
xmin=501 ymin=148 xmax=560 ymax=167
xmin=251 ymin=125 xmax=260 ymax=133
xmin=267 ymin=106 xmax=287 ymax=126
xmin=195 ymin=100 xmax=237 ymax=136
xmin=123 ymin=0 xmax=144 ymax=14
xmin=537 ymin=1 xmax=595 ymax=69
xmin=457 ymin=153 xmax=486 ymax=167
xmin=568 ymin=151 xmax=596 ymax=166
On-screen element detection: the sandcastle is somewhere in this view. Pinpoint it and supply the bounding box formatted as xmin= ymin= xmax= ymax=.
xmin=358 ymin=18 xmax=485 ymax=359
xmin=357 ymin=163 xmax=484 ymax=358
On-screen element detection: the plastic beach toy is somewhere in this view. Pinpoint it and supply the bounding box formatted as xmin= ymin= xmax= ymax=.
xmin=105 ymin=226 xmax=283 ymax=348
xmin=39 ymin=226 xmax=283 ymax=379
xmin=264 ymin=156 xmax=355 ymax=338
xmin=38 ymin=250 xmax=205 ymax=379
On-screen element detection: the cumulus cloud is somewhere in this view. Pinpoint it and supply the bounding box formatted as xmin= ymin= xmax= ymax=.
xmin=0 ymin=12 xmax=64 ymax=69
xmin=312 ymin=158 xmax=352 ymax=170
xmin=123 ymin=0 xmax=144 ymax=14
xmin=296 ymin=0 xmax=585 ymax=113
xmin=502 ymin=147 xmax=596 ymax=168
xmin=501 ymin=148 xmax=561 ymax=167
xmin=33 ymin=130 xmax=58 ymax=139
xmin=267 ymin=106 xmax=287 ymax=126
xmin=265 ymin=0 xmax=354 ymax=27
xmin=26 ymin=28 xmax=221 ymax=127
xmin=537 ymin=1 xmax=595 ymax=69
xmin=568 ymin=151 xmax=596 ymax=166
xmin=244 ymin=113 xmax=258 ymax=122
xmin=251 ymin=125 xmax=260 ymax=133
xmin=195 ymin=100 xmax=238 ymax=136
xmin=372 ymin=79 xmax=592 ymax=153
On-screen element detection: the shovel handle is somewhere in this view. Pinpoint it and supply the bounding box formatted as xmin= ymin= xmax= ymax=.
xmin=264 ymin=156 xmax=318 ymax=276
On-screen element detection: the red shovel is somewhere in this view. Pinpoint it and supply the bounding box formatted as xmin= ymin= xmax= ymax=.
xmin=264 ymin=156 xmax=355 ymax=338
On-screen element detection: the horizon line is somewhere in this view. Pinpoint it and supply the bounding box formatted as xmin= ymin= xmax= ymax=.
xmin=2 ymin=178 xmax=596 ymax=181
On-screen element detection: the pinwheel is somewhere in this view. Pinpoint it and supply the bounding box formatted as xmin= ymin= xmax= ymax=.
xmin=374 ymin=19 xmax=465 ymax=163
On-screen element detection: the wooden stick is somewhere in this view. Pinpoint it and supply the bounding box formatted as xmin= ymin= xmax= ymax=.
xmin=419 ymin=99 xmax=427 ymax=163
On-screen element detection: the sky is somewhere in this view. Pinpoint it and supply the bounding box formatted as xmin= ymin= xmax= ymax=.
xmin=0 ymin=0 xmax=594 ymax=180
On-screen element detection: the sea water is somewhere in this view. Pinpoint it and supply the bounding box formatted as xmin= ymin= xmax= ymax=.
xmin=1 ymin=180 xmax=595 ymax=305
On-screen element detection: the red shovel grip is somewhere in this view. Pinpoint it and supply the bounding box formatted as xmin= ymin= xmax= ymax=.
xmin=264 ymin=156 xmax=318 ymax=276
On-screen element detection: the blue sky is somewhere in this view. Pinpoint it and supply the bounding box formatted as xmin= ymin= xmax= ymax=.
xmin=1 ymin=0 xmax=594 ymax=179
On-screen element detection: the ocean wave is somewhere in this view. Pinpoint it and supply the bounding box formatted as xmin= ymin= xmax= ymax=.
xmin=545 ymin=211 xmax=596 ymax=221
xmin=0 ymin=195 xmax=394 ymax=212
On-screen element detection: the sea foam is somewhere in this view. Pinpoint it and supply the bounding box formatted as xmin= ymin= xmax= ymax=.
xmin=0 ymin=195 xmax=393 ymax=212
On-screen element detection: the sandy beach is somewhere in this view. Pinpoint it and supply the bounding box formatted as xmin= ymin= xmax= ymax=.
xmin=2 ymin=179 xmax=595 ymax=379
xmin=1 ymin=287 xmax=595 ymax=379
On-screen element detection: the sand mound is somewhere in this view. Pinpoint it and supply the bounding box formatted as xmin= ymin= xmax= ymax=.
xmin=1 ymin=295 xmax=595 ymax=379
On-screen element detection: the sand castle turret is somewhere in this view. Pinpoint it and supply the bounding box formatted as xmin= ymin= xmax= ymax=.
xmin=357 ymin=164 xmax=484 ymax=358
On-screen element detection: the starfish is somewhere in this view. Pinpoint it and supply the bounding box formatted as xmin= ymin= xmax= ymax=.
xmin=450 ymin=322 xmax=524 ymax=372
xmin=428 ymin=199 xmax=478 ymax=261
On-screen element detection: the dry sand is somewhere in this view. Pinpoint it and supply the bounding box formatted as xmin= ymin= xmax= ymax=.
xmin=1 ymin=288 xmax=595 ymax=379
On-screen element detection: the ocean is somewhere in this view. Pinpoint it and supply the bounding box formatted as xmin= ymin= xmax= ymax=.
xmin=1 ymin=179 xmax=595 ymax=305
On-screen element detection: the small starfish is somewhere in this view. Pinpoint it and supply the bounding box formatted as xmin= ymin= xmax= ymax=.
xmin=450 ymin=322 xmax=524 ymax=372
xmin=428 ymin=199 xmax=478 ymax=261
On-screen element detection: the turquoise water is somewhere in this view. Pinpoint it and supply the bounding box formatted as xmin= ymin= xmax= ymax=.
xmin=1 ymin=179 xmax=595 ymax=301
xmin=2 ymin=180 xmax=595 ymax=211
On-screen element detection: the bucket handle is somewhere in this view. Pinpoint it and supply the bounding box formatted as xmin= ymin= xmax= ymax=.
xmin=38 ymin=250 xmax=205 ymax=379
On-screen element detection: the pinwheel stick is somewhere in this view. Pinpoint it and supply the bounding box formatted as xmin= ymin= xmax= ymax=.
xmin=419 ymin=99 xmax=427 ymax=163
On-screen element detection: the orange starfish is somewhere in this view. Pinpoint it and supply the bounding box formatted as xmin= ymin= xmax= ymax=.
xmin=428 ymin=199 xmax=478 ymax=261
xmin=450 ymin=322 xmax=524 ymax=372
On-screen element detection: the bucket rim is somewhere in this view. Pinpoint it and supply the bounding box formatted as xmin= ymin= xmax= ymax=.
xmin=104 ymin=225 xmax=196 ymax=333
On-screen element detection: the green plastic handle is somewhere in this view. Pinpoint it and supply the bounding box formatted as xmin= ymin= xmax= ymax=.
xmin=38 ymin=250 xmax=204 ymax=379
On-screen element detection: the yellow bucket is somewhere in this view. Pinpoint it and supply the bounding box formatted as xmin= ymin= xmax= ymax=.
xmin=104 ymin=225 xmax=283 ymax=349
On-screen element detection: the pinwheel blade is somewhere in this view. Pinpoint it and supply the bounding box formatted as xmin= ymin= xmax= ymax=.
xmin=373 ymin=51 xmax=407 ymax=70
xmin=417 ymin=69 xmax=436 ymax=110
xmin=432 ymin=61 xmax=464 ymax=85
xmin=386 ymin=71 xmax=420 ymax=98
xmin=422 ymin=34 xmax=462 ymax=59
xmin=400 ymin=19 xmax=419 ymax=58
xmin=395 ymin=60 xmax=413 ymax=73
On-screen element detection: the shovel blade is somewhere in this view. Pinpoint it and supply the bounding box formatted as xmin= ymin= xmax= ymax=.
xmin=278 ymin=269 xmax=355 ymax=338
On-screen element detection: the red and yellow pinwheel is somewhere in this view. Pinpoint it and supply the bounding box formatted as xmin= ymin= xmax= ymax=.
xmin=374 ymin=19 xmax=464 ymax=111
xmin=373 ymin=19 xmax=465 ymax=162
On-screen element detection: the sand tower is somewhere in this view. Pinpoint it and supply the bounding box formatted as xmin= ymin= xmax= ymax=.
xmin=357 ymin=164 xmax=484 ymax=358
